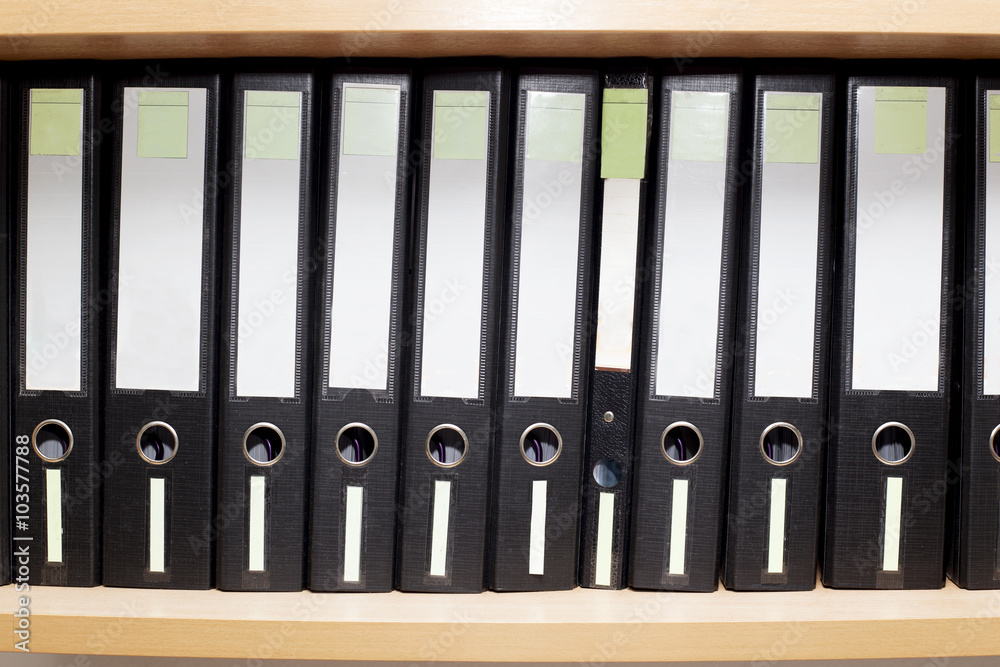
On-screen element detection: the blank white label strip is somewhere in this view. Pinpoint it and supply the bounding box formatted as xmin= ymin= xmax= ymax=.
xmin=429 ymin=480 xmax=452 ymax=577
xmin=236 ymin=91 xmax=302 ymax=399
xmin=668 ymin=478 xmax=689 ymax=576
xmin=754 ymin=92 xmax=823 ymax=399
xmin=149 ymin=477 xmax=166 ymax=573
xmin=984 ymin=90 xmax=1000 ymax=396
xmin=655 ymin=91 xmax=729 ymax=399
xmin=329 ymin=84 xmax=401 ymax=392
xmin=26 ymin=88 xmax=84 ymax=392
xmin=116 ymin=87 xmax=207 ymax=392
xmin=248 ymin=475 xmax=266 ymax=572
xmin=595 ymin=491 xmax=615 ymax=586
xmin=852 ymin=86 xmax=946 ymax=392
xmin=343 ymin=485 xmax=364 ymax=583
xmin=767 ymin=478 xmax=788 ymax=574
xmin=595 ymin=178 xmax=642 ymax=372
xmin=420 ymin=90 xmax=489 ymax=400
xmin=514 ymin=91 xmax=585 ymax=399
xmin=46 ymin=468 xmax=62 ymax=563
xmin=883 ymin=476 xmax=904 ymax=572
xmin=529 ymin=480 xmax=547 ymax=576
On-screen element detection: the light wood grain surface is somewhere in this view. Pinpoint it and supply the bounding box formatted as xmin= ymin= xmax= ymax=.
xmin=3 ymin=0 xmax=1000 ymax=60
xmin=2 ymin=582 xmax=999 ymax=660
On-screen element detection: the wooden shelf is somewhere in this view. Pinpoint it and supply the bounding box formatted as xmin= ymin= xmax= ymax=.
xmin=2 ymin=581 xmax=999 ymax=660
xmin=3 ymin=0 xmax=1000 ymax=61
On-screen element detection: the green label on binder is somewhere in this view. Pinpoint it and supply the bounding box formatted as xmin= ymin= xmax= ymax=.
xmin=343 ymin=85 xmax=400 ymax=157
xmin=670 ymin=91 xmax=728 ymax=162
xmin=601 ymin=88 xmax=648 ymax=179
xmin=874 ymin=86 xmax=927 ymax=154
xmin=526 ymin=91 xmax=585 ymax=163
xmin=245 ymin=90 xmax=301 ymax=160
xmin=990 ymin=94 xmax=1000 ymax=163
xmin=137 ymin=89 xmax=189 ymax=159
xmin=764 ymin=92 xmax=821 ymax=164
xmin=433 ymin=90 xmax=488 ymax=161
xmin=30 ymin=88 xmax=82 ymax=156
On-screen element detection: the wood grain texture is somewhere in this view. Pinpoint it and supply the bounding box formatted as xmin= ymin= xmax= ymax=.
xmin=2 ymin=582 xmax=1000 ymax=659
xmin=3 ymin=0 xmax=1000 ymax=60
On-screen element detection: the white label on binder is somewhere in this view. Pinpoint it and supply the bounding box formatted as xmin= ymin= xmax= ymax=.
xmin=236 ymin=91 xmax=303 ymax=399
xmin=529 ymin=479 xmax=547 ymax=575
xmin=149 ymin=477 xmax=166 ymax=573
xmin=329 ymin=84 xmax=401 ymax=391
xmin=116 ymin=88 xmax=207 ymax=392
xmin=655 ymin=91 xmax=729 ymax=399
xmin=852 ymin=86 xmax=946 ymax=392
xmin=595 ymin=178 xmax=642 ymax=372
xmin=420 ymin=90 xmax=490 ymax=400
xmin=249 ymin=475 xmax=266 ymax=572
xmin=754 ymin=92 xmax=823 ymax=399
xmin=429 ymin=480 xmax=452 ymax=577
xmin=767 ymin=478 xmax=788 ymax=574
xmin=344 ymin=485 xmax=364 ymax=583
xmin=983 ymin=91 xmax=1000 ymax=396
xmin=883 ymin=476 xmax=904 ymax=571
xmin=26 ymin=88 xmax=84 ymax=392
xmin=46 ymin=468 xmax=63 ymax=563
xmin=595 ymin=491 xmax=615 ymax=586
xmin=514 ymin=91 xmax=586 ymax=399
xmin=668 ymin=478 xmax=689 ymax=576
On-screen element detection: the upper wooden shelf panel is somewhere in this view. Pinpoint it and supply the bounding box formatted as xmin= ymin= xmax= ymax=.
xmin=3 ymin=0 xmax=1000 ymax=61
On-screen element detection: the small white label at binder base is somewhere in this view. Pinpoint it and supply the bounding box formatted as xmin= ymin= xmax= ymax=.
xmin=329 ymin=84 xmax=401 ymax=392
xmin=513 ymin=91 xmax=586 ymax=400
xmin=343 ymin=485 xmax=364 ymax=583
xmin=248 ymin=475 xmax=266 ymax=572
xmin=984 ymin=90 xmax=1000 ymax=396
xmin=655 ymin=91 xmax=730 ymax=399
xmin=429 ymin=480 xmax=452 ymax=577
xmin=149 ymin=477 xmax=166 ymax=573
xmin=420 ymin=91 xmax=490 ymax=400
xmin=851 ymin=87 xmax=946 ymax=392
xmin=26 ymin=88 xmax=84 ymax=392
xmin=46 ymin=468 xmax=62 ymax=563
xmin=883 ymin=476 xmax=904 ymax=572
xmin=529 ymin=480 xmax=548 ymax=575
xmin=116 ymin=88 xmax=207 ymax=393
xmin=595 ymin=178 xmax=642 ymax=372
xmin=767 ymin=478 xmax=788 ymax=574
xmin=595 ymin=491 xmax=615 ymax=586
xmin=668 ymin=478 xmax=690 ymax=576
xmin=236 ymin=91 xmax=303 ymax=399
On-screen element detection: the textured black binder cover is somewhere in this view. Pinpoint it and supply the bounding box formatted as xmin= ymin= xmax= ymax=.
xmin=490 ymin=68 xmax=599 ymax=592
xmin=217 ymin=71 xmax=316 ymax=592
xmin=12 ymin=68 xmax=101 ymax=587
xmin=309 ymin=69 xmax=411 ymax=592
xmin=823 ymin=74 xmax=956 ymax=590
xmin=102 ymin=69 xmax=222 ymax=589
xmin=0 ymin=71 xmax=9 ymax=586
xmin=397 ymin=67 xmax=508 ymax=593
xmin=947 ymin=74 xmax=999 ymax=590
xmin=628 ymin=70 xmax=743 ymax=592
xmin=577 ymin=70 xmax=652 ymax=591
xmin=721 ymin=73 xmax=836 ymax=591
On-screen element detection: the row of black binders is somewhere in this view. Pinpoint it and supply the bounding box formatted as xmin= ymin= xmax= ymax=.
xmin=0 ymin=59 xmax=997 ymax=594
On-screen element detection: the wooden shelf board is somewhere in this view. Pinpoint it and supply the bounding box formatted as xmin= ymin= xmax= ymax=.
xmin=2 ymin=581 xmax=1000 ymax=660
xmin=4 ymin=0 xmax=1000 ymax=60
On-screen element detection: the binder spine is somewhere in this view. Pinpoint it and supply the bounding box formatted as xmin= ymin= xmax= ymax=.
xmin=218 ymin=72 xmax=316 ymax=592
xmin=13 ymin=71 xmax=101 ymax=587
xmin=629 ymin=71 xmax=742 ymax=592
xmin=397 ymin=69 xmax=508 ymax=593
xmin=309 ymin=70 xmax=411 ymax=592
xmin=722 ymin=74 xmax=835 ymax=591
xmin=0 ymin=72 xmax=9 ymax=586
xmin=491 ymin=69 xmax=599 ymax=592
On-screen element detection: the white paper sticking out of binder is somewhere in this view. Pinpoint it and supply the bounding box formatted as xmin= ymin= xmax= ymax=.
xmin=595 ymin=178 xmax=642 ymax=372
